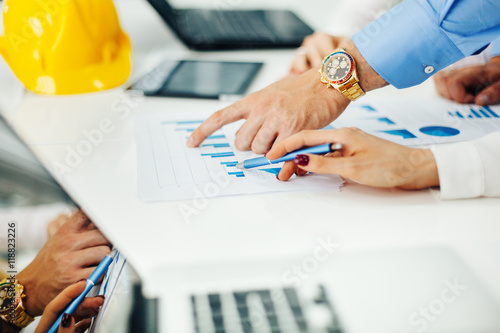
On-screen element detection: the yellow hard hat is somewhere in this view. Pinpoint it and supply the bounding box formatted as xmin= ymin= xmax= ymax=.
xmin=0 ymin=0 xmax=132 ymax=95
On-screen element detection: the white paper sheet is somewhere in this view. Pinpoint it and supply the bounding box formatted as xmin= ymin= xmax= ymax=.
xmin=89 ymin=251 xmax=127 ymax=333
xmin=134 ymin=112 xmax=344 ymax=202
xmin=333 ymin=97 xmax=500 ymax=146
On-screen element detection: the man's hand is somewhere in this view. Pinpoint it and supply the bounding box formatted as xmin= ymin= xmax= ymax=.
xmin=17 ymin=211 xmax=111 ymax=317
xmin=188 ymin=68 xmax=351 ymax=154
xmin=266 ymin=128 xmax=440 ymax=190
xmin=434 ymin=56 xmax=500 ymax=105
xmin=187 ymin=40 xmax=387 ymax=154
xmin=290 ymin=33 xmax=349 ymax=76
xmin=35 ymin=281 xmax=104 ymax=333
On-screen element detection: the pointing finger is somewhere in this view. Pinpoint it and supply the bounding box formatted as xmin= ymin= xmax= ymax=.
xmin=188 ymin=102 xmax=247 ymax=147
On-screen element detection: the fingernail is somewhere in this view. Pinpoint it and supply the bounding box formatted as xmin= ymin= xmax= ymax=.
xmin=186 ymin=137 xmax=194 ymax=147
xmin=77 ymin=278 xmax=87 ymax=283
xmin=61 ymin=313 xmax=72 ymax=328
xmin=276 ymin=175 xmax=280 ymax=181
xmin=97 ymin=295 xmax=105 ymax=300
xmin=294 ymin=154 xmax=309 ymax=166
xmin=476 ymin=94 xmax=490 ymax=105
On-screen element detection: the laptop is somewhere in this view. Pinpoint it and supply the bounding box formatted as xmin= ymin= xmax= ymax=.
xmin=149 ymin=246 xmax=500 ymax=332
xmin=146 ymin=0 xmax=314 ymax=50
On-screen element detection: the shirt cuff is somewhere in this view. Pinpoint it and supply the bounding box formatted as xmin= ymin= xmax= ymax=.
xmin=430 ymin=142 xmax=483 ymax=200
xmin=490 ymin=38 xmax=500 ymax=57
xmin=352 ymin=0 xmax=464 ymax=89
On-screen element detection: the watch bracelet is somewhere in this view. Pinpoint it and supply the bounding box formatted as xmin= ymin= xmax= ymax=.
xmin=0 ymin=279 xmax=35 ymax=328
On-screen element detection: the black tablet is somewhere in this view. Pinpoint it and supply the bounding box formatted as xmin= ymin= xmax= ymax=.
xmin=130 ymin=60 xmax=263 ymax=99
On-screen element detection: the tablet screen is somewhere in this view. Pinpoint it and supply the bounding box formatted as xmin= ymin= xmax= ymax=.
xmin=131 ymin=60 xmax=263 ymax=99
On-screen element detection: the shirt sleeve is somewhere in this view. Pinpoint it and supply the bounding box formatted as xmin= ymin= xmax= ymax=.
xmin=352 ymin=0 xmax=500 ymax=88
xmin=430 ymin=132 xmax=500 ymax=200
xmin=490 ymin=37 xmax=500 ymax=58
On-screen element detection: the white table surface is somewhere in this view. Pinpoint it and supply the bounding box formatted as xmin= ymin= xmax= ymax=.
xmin=1 ymin=0 xmax=499 ymax=321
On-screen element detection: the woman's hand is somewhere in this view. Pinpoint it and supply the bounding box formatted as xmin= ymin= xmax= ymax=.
xmin=35 ymin=281 xmax=104 ymax=333
xmin=290 ymin=33 xmax=349 ymax=76
xmin=266 ymin=128 xmax=440 ymax=190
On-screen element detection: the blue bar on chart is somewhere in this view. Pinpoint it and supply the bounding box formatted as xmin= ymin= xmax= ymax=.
xmin=360 ymin=105 xmax=377 ymax=112
xmin=201 ymin=152 xmax=235 ymax=158
xmin=202 ymin=143 xmax=231 ymax=148
xmin=469 ymin=109 xmax=481 ymax=118
xmin=374 ymin=117 xmax=395 ymax=125
xmin=483 ymin=106 xmax=499 ymax=118
xmin=220 ymin=161 xmax=238 ymax=167
xmin=207 ymin=134 xmax=226 ymax=139
xmin=185 ymin=134 xmax=227 ymax=140
xmin=447 ymin=107 xmax=500 ymax=119
xmin=479 ymin=109 xmax=491 ymax=118
xmin=175 ymin=128 xmax=195 ymax=132
xmin=164 ymin=120 xmax=203 ymax=125
xmin=378 ymin=129 xmax=416 ymax=139
xmin=228 ymin=171 xmax=245 ymax=178
xmin=448 ymin=111 xmax=464 ymax=118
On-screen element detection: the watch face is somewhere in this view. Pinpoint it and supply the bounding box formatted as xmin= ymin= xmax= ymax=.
xmin=0 ymin=283 xmax=19 ymax=314
xmin=323 ymin=52 xmax=354 ymax=85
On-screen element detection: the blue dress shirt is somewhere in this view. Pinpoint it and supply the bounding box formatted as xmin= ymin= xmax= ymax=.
xmin=352 ymin=0 xmax=500 ymax=88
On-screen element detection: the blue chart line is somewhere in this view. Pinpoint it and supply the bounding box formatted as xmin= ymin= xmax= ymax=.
xmin=202 ymin=143 xmax=230 ymax=148
xmin=374 ymin=117 xmax=395 ymax=125
xmin=207 ymin=134 xmax=226 ymax=139
xmin=420 ymin=126 xmax=460 ymax=137
xmin=448 ymin=107 xmax=499 ymax=119
xmin=259 ymin=168 xmax=281 ymax=175
xmin=228 ymin=171 xmax=245 ymax=178
xmin=379 ymin=129 xmax=416 ymax=139
xmin=221 ymin=161 xmax=238 ymax=167
xmin=162 ymin=120 xmax=203 ymax=125
xmin=201 ymin=152 xmax=235 ymax=158
xmin=175 ymin=128 xmax=195 ymax=132
xmin=186 ymin=134 xmax=227 ymax=140
xmin=360 ymin=105 xmax=377 ymax=112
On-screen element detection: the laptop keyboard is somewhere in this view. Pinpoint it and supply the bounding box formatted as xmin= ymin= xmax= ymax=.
xmin=191 ymin=285 xmax=343 ymax=333
xmin=180 ymin=10 xmax=279 ymax=42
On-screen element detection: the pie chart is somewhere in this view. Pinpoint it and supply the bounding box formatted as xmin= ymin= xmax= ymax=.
xmin=419 ymin=126 xmax=460 ymax=137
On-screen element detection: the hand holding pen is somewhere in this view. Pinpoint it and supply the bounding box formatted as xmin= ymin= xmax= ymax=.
xmin=34 ymin=281 xmax=105 ymax=333
xmin=43 ymin=249 xmax=118 ymax=333
xmin=265 ymin=128 xmax=440 ymax=190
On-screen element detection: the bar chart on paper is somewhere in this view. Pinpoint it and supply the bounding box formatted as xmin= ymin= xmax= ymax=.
xmin=333 ymin=98 xmax=500 ymax=146
xmin=134 ymin=112 xmax=343 ymax=202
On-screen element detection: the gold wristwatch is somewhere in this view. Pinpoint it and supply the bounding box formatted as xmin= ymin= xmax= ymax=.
xmin=0 ymin=278 xmax=35 ymax=328
xmin=319 ymin=48 xmax=365 ymax=101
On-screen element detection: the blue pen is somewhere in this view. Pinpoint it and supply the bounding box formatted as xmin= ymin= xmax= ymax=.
xmin=236 ymin=143 xmax=343 ymax=169
xmin=47 ymin=249 xmax=118 ymax=333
